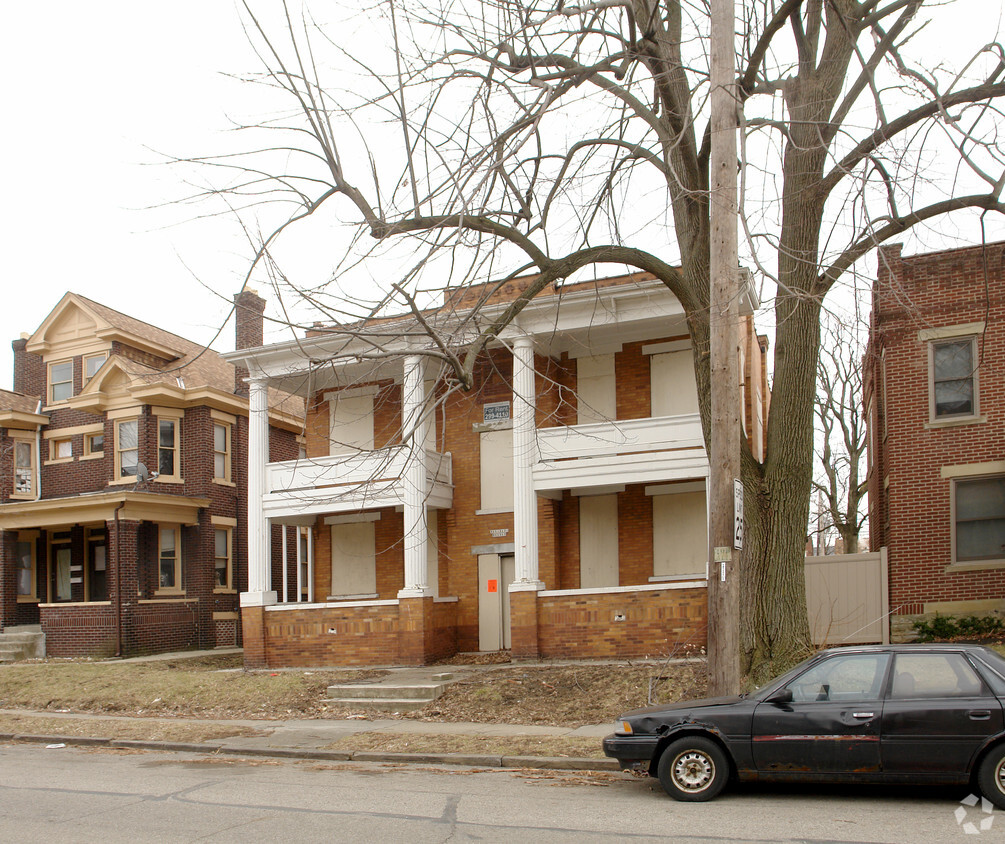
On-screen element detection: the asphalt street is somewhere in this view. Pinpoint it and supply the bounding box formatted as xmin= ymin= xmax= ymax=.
xmin=0 ymin=742 xmax=990 ymax=843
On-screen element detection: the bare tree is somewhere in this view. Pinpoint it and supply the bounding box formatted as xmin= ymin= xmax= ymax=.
xmin=181 ymin=0 xmax=1005 ymax=682
xmin=812 ymin=312 xmax=868 ymax=555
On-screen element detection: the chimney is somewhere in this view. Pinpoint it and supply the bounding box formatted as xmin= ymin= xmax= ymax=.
xmin=13 ymin=333 xmax=45 ymax=399
xmin=233 ymin=289 xmax=266 ymax=397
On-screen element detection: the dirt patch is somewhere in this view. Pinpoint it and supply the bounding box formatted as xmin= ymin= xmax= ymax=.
xmin=323 ymin=731 xmax=603 ymax=758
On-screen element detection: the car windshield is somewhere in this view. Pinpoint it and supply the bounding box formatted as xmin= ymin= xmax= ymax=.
xmin=748 ymin=655 xmax=817 ymax=698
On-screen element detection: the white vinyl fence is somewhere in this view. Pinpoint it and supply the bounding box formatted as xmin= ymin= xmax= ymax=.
xmin=804 ymin=548 xmax=889 ymax=645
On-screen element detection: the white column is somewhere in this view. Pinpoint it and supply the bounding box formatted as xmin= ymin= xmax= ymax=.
xmin=512 ymin=336 xmax=543 ymax=588
xmin=307 ymin=526 xmax=315 ymax=603
xmin=281 ymin=524 xmax=288 ymax=603
xmin=399 ymin=354 xmax=431 ymax=598
xmin=241 ymin=376 xmax=277 ymax=607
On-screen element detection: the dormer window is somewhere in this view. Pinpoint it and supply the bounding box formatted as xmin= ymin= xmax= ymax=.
xmin=49 ymin=360 xmax=73 ymax=403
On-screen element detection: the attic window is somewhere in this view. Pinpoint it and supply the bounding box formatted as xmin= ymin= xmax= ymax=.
xmin=83 ymin=353 xmax=107 ymax=384
xmin=49 ymin=360 xmax=73 ymax=403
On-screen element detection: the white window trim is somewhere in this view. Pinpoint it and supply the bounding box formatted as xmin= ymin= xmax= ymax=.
xmin=949 ymin=472 xmax=1005 ymax=569
xmin=927 ymin=334 xmax=981 ymax=425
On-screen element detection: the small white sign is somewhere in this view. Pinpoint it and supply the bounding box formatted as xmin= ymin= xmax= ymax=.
xmin=733 ymin=478 xmax=744 ymax=550
xmin=483 ymin=402 xmax=510 ymax=422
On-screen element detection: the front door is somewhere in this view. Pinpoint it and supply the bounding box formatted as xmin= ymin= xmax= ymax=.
xmin=752 ymin=652 xmax=890 ymax=774
xmin=478 ymin=553 xmax=515 ymax=651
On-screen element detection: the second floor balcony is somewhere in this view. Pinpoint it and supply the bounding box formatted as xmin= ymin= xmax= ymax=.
xmin=533 ymin=413 xmax=707 ymax=495
xmin=264 ymin=446 xmax=453 ymax=521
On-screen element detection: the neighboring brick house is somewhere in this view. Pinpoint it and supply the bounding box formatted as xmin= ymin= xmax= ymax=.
xmin=866 ymin=241 xmax=1005 ymax=641
xmin=227 ymin=272 xmax=769 ymax=667
xmin=0 ymin=291 xmax=302 ymax=657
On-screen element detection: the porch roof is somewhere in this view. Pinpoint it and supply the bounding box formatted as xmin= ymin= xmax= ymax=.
xmin=0 ymin=491 xmax=211 ymax=530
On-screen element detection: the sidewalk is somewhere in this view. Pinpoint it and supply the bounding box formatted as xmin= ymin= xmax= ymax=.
xmin=0 ymin=649 xmax=624 ymax=772
xmin=0 ymin=708 xmax=619 ymax=772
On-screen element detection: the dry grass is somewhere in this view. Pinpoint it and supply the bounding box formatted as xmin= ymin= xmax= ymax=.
xmin=0 ymin=654 xmax=386 ymax=720
xmin=323 ymin=731 xmax=603 ymax=758
xmin=0 ymin=653 xmax=705 ymax=727
xmin=0 ymin=713 xmax=265 ymax=743
xmin=406 ymin=660 xmax=707 ymax=727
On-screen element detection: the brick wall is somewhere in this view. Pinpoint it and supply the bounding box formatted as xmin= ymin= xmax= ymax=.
xmin=263 ymin=602 xmax=401 ymax=667
xmin=870 ymin=241 xmax=1005 ymax=630
xmin=536 ymin=586 xmax=707 ymax=659
xmin=12 ymin=338 xmax=45 ymax=399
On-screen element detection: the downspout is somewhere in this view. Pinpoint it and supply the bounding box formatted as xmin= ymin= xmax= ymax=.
xmin=113 ymin=499 xmax=126 ymax=658
xmin=34 ymin=400 xmax=42 ymax=501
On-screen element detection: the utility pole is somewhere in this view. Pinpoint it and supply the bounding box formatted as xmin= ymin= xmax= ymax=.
xmin=706 ymin=0 xmax=741 ymax=695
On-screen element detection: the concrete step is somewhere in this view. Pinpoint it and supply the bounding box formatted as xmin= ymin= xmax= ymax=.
xmin=326 ymin=683 xmax=446 ymax=702
xmin=4 ymin=624 xmax=41 ymax=633
xmin=0 ymin=629 xmax=45 ymax=661
xmin=321 ymin=697 xmax=436 ymax=712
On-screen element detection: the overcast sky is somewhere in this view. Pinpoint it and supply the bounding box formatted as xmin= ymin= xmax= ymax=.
xmin=1 ymin=3 xmax=267 ymax=381
xmin=2 ymin=2 xmax=1002 ymax=389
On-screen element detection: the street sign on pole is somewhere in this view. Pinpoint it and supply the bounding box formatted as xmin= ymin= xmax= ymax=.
xmin=734 ymin=479 xmax=743 ymax=550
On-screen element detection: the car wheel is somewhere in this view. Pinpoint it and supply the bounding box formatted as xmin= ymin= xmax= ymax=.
xmin=978 ymin=744 xmax=1005 ymax=810
xmin=656 ymin=736 xmax=729 ymax=802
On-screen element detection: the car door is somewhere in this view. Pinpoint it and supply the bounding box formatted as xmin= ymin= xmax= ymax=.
xmin=752 ymin=652 xmax=889 ymax=775
xmin=881 ymin=651 xmax=1004 ymax=777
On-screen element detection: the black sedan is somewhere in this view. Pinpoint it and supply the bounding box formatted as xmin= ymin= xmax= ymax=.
xmin=603 ymin=644 xmax=1005 ymax=806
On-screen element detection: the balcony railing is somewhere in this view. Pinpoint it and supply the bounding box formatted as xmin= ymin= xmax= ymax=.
xmin=264 ymin=446 xmax=452 ymax=518
xmin=534 ymin=414 xmax=707 ymax=492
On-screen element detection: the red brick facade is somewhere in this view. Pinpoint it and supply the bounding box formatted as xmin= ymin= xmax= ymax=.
xmin=0 ymin=293 xmax=300 ymax=657
xmin=866 ymin=242 xmax=1005 ymax=639
xmin=242 ymin=273 xmax=768 ymax=667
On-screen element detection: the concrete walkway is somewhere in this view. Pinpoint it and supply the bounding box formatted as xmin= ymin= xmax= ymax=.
xmin=0 ymin=708 xmax=617 ymax=772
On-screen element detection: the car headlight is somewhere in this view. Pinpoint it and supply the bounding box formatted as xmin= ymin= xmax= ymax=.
xmin=616 ymin=720 xmax=633 ymax=735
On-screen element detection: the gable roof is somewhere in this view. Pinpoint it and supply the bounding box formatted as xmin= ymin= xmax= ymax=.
xmin=22 ymin=292 xmax=304 ymax=427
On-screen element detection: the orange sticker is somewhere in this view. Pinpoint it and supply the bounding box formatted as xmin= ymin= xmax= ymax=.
xmin=487 ymin=579 xmax=498 ymax=593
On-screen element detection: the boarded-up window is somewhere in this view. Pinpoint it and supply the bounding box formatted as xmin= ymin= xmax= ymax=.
xmin=576 ymin=354 xmax=616 ymax=423
xmin=580 ymin=494 xmax=619 ymax=588
xmin=329 ymin=392 xmax=374 ymax=455
xmin=653 ymin=489 xmax=707 ymax=578
xmin=330 ymin=521 xmax=376 ymax=597
xmin=651 ymin=349 xmax=699 ymax=417
xmin=479 ymin=428 xmax=513 ymax=510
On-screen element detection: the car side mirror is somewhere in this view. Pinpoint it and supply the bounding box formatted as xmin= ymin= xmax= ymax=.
xmin=766 ymin=688 xmax=793 ymax=705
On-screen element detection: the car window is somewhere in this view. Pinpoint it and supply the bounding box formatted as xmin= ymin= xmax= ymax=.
xmin=972 ymin=654 xmax=1005 ymax=695
xmin=890 ymin=653 xmax=985 ymax=699
xmin=788 ymin=654 xmax=890 ymax=703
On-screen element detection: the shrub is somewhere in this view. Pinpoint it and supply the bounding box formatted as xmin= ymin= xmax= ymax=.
xmin=913 ymin=614 xmax=1004 ymax=642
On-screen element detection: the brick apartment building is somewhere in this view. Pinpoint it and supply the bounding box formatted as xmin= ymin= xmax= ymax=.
xmin=226 ymin=272 xmax=769 ymax=668
xmin=866 ymin=241 xmax=1005 ymax=640
xmin=0 ymin=291 xmax=302 ymax=657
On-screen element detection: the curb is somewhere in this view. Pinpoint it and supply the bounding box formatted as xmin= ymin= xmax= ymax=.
xmin=2 ymin=732 xmax=621 ymax=773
